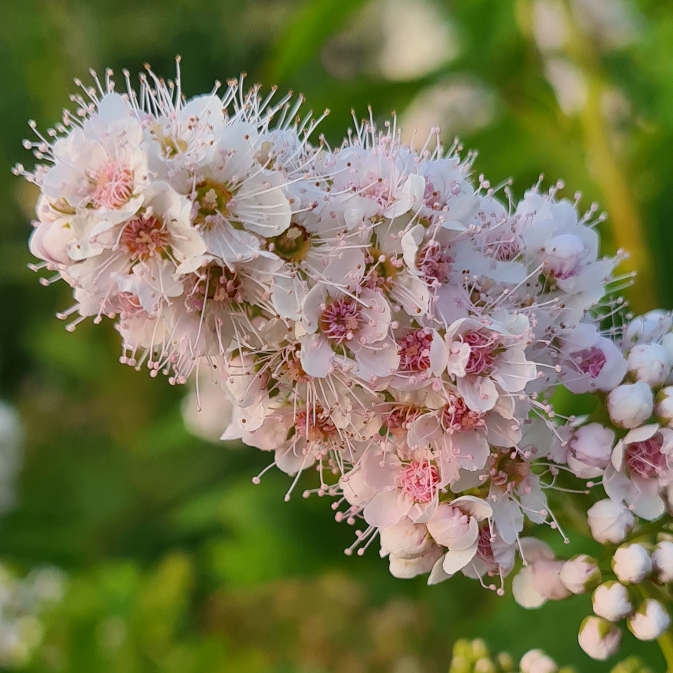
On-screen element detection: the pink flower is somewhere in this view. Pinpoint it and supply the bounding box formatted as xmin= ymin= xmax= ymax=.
xmin=360 ymin=445 xmax=454 ymax=527
xmin=605 ymin=424 xmax=673 ymax=520
xmin=426 ymin=496 xmax=492 ymax=577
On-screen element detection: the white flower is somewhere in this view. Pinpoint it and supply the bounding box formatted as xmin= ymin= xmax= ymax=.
xmin=612 ymin=544 xmax=652 ymax=584
xmin=568 ymin=423 xmax=614 ymax=478
xmin=652 ymin=540 xmax=673 ymax=583
xmin=360 ymin=445 xmax=453 ymax=527
xmin=627 ymin=599 xmax=671 ymax=641
xmin=300 ymin=284 xmax=397 ymax=381
xmin=587 ymin=499 xmax=634 ymax=544
xmin=607 ymin=382 xmax=653 ymax=429
xmin=444 ymin=314 xmax=537 ymax=413
xmin=592 ymin=582 xmax=632 ymax=622
xmin=559 ymin=554 xmax=601 ymax=594
xmin=627 ymin=343 xmax=670 ymax=387
xmin=578 ymin=616 xmax=622 ymax=660
xmin=519 ymin=649 xmax=558 ymax=673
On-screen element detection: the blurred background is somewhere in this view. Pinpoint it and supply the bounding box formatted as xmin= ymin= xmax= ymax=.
xmin=1 ymin=0 xmax=672 ymax=670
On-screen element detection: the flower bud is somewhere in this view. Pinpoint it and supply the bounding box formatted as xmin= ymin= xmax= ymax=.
xmin=607 ymin=382 xmax=653 ymax=429
xmin=587 ymin=499 xmax=635 ymax=544
xmin=388 ymin=544 xmax=443 ymax=579
xmin=578 ymin=616 xmax=622 ymax=660
xmin=652 ymin=540 xmax=673 ymax=583
xmin=612 ymin=544 xmax=652 ymax=584
xmin=532 ymin=560 xmax=571 ymax=601
xmin=627 ymin=343 xmax=670 ymax=387
xmin=627 ymin=599 xmax=671 ymax=641
xmin=592 ymin=581 xmax=632 ymax=621
xmin=543 ymin=233 xmax=586 ymax=280
xmin=380 ymin=519 xmax=430 ymax=558
xmin=662 ymin=333 xmax=673 ymax=371
xmin=559 ymin=554 xmax=601 ymax=594
xmin=656 ymin=387 xmax=673 ymax=425
xmin=568 ymin=424 xmax=614 ymax=478
xmin=623 ymin=311 xmax=672 ymax=350
xmin=520 ymin=649 xmax=558 ymax=673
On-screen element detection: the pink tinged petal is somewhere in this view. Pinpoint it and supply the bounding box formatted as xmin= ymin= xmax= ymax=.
xmin=512 ymin=566 xmax=546 ymax=609
xmin=401 ymin=224 xmax=424 ymax=270
xmin=428 ymin=555 xmax=452 ymax=585
xmin=630 ymin=475 xmax=665 ymax=521
xmin=234 ymin=174 xmax=291 ymax=237
xmin=457 ymin=375 xmax=498 ymax=412
xmin=389 ymin=545 xmax=443 ymax=579
xmin=392 ymin=273 xmax=429 ymax=317
xmin=275 ymin=444 xmax=315 ymax=476
xmin=300 ymin=284 xmax=326 ymax=334
xmin=451 ymin=432 xmax=490 ymax=471
xmin=407 ymin=415 xmax=441 ymax=450
xmin=323 ymin=249 xmax=365 ymax=290
xmin=300 ymin=333 xmax=334 ymax=378
xmin=362 ymin=450 xmax=399 ymax=491
xmin=446 ymin=342 xmax=470 ymax=378
xmin=451 ymin=495 xmax=493 ymax=521
xmin=623 ymin=424 xmax=659 ymax=445
xmin=612 ymin=441 xmax=626 ymax=471
xmin=357 ymin=289 xmax=392 ymax=343
xmin=199 ymin=222 xmax=261 ymax=264
xmin=409 ymin=499 xmax=439 ymax=523
xmin=430 ymin=332 xmax=449 ymax=374
xmin=354 ymin=341 xmax=400 ymax=380
xmin=492 ymin=497 xmax=524 ymax=545
xmin=271 ymin=273 xmax=305 ymax=321
xmin=241 ymin=412 xmax=292 ymax=451
xmin=494 ymin=347 xmax=536 ymax=392
xmin=363 ymin=490 xmax=411 ymax=528
xmin=442 ymin=544 xmax=479 ymax=575
xmin=519 ymin=537 xmax=555 ymax=563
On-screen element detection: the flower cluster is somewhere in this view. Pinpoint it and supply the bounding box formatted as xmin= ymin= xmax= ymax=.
xmin=18 ymin=65 xmax=673 ymax=662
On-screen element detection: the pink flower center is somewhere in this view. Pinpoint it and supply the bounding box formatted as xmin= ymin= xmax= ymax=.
xmin=417 ymin=241 xmax=453 ymax=286
xmin=360 ymin=175 xmax=392 ymax=208
xmin=285 ymin=347 xmax=309 ymax=383
xmin=625 ymin=435 xmax=667 ymax=479
xmin=92 ymin=160 xmax=134 ymax=209
xmin=441 ymin=394 xmax=485 ymax=433
xmin=386 ymin=405 xmax=422 ymax=436
xmin=319 ymin=298 xmax=361 ymax=344
xmin=112 ymin=292 xmax=143 ymax=319
xmin=476 ymin=527 xmax=495 ymax=564
xmin=572 ymin=347 xmax=606 ymax=379
xmin=487 ymin=238 xmax=520 ymax=262
xmin=464 ymin=331 xmax=497 ymax=376
xmin=397 ymin=329 xmax=433 ymax=372
xmin=185 ymin=265 xmax=242 ymax=312
xmin=398 ymin=460 xmax=440 ymax=503
xmin=295 ymin=408 xmax=338 ymax=443
xmin=120 ymin=215 xmax=169 ymax=261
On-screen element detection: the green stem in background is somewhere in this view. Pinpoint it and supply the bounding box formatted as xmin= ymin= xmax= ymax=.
xmin=658 ymin=629 xmax=673 ymax=673
xmin=517 ymin=0 xmax=659 ymax=314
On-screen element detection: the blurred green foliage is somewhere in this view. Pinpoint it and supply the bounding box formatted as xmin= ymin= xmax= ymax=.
xmin=1 ymin=0 xmax=673 ymax=670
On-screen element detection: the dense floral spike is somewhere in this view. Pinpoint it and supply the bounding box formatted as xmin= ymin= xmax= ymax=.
xmin=20 ymin=65 xmax=673 ymax=663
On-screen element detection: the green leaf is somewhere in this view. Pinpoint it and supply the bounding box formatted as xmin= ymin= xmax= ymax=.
xmin=264 ymin=0 xmax=368 ymax=81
